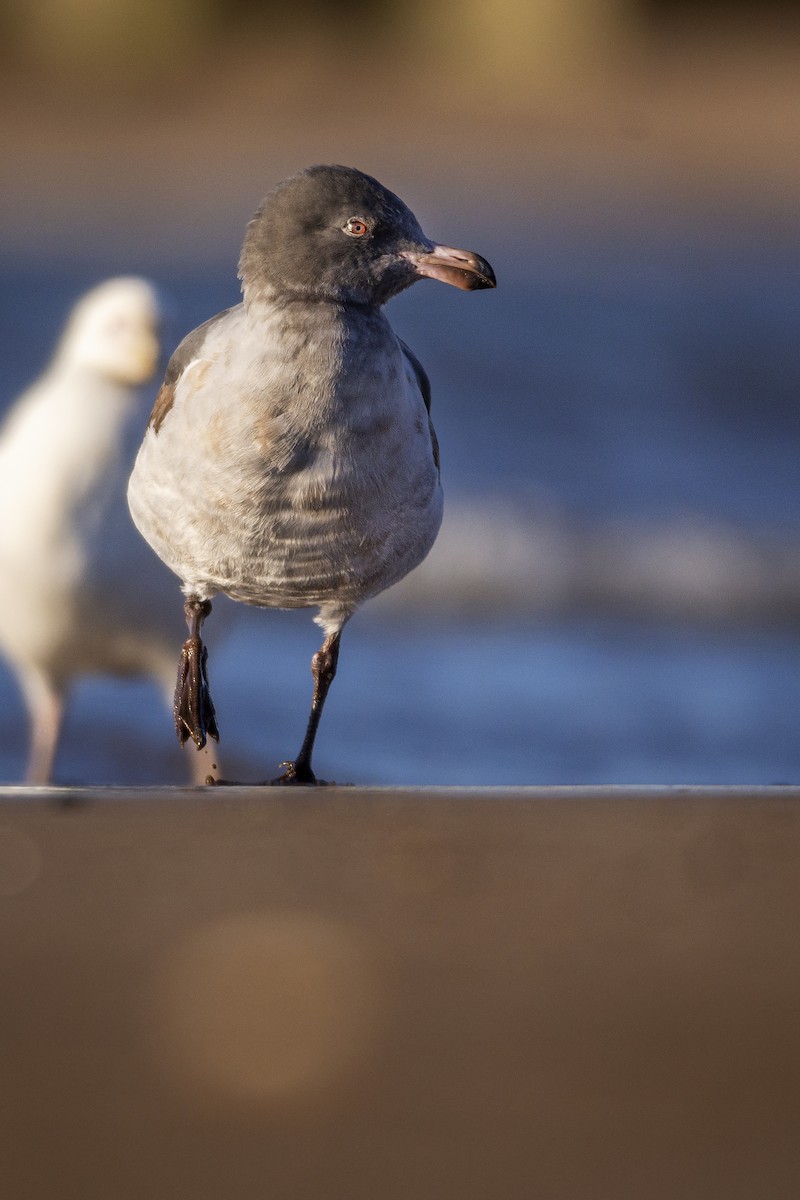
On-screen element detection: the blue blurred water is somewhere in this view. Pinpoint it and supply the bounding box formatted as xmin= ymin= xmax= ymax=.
xmin=1 ymin=208 xmax=799 ymax=786
xmin=2 ymin=613 xmax=799 ymax=786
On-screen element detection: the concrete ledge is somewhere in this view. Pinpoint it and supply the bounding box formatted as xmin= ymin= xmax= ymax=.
xmin=2 ymin=786 xmax=800 ymax=1199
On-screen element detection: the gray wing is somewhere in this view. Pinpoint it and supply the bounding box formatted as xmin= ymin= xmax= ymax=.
xmin=149 ymin=306 xmax=237 ymax=434
xmin=398 ymin=337 xmax=439 ymax=473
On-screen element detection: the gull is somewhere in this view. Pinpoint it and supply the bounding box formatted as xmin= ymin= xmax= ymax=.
xmin=0 ymin=278 xmax=215 ymax=784
xmin=127 ymin=165 xmax=495 ymax=784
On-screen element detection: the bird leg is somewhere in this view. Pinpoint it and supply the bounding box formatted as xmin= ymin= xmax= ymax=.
xmin=174 ymin=597 xmax=219 ymax=749
xmin=20 ymin=669 xmax=64 ymax=785
xmin=274 ymin=630 xmax=340 ymax=785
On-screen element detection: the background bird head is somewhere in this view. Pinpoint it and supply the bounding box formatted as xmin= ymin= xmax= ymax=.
xmin=55 ymin=277 xmax=164 ymax=386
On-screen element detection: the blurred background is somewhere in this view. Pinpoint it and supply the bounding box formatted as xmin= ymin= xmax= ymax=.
xmin=0 ymin=0 xmax=799 ymax=785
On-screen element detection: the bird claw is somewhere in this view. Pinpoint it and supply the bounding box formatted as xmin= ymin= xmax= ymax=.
xmin=271 ymin=760 xmax=330 ymax=786
xmin=174 ymin=634 xmax=219 ymax=749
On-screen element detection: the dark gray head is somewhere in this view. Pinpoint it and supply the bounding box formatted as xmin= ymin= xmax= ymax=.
xmin=238 ymin=164 xmax=496 ymax=308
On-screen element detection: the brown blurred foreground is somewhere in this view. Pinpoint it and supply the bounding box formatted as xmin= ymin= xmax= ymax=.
xmin=1 ymin=786 xmax=799 ymax=1198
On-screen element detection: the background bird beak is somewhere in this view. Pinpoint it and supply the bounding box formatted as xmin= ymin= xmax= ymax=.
xmin=402 ymin=244 xmax=497 ymax=291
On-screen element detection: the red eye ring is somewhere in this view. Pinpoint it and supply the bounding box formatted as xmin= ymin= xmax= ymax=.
xmin=344 ymin=217 xmax=369 ymax=238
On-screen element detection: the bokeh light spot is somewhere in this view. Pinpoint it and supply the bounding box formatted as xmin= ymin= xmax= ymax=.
xmin=150 ymin=910 xmax=383 ymax=1103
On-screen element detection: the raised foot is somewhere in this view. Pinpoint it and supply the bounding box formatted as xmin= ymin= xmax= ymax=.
xmin=175 ymin=634 xmax=219 ymax=749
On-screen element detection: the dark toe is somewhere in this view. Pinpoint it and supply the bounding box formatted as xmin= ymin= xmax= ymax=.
xmin=174 ymin=636 xmax=219 ymax=748
xmin=271 ymin=760 xmax=327 ymax=786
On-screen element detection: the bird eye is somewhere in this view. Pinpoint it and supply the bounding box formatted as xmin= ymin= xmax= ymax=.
xmin=344 ymin=218 xmax=369 ymax=238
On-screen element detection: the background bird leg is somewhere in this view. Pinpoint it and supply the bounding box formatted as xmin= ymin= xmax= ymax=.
xmin=174 ymin=598 xmax=219 ymax=749
xmin=274 ymin=630 xmax=341 ymax=785
xmin=19 ymin=668 xmax=64 ymax=785
xmin=185 ymin=740 xmax=221 ymax=785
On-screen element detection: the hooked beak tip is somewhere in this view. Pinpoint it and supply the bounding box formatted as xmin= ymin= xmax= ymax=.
xmin=403 ymin=244 xmax=496 ymax=291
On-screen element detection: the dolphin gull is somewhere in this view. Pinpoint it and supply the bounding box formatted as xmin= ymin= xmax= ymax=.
xmin=127 ymin=166 xmax=495 ymax=784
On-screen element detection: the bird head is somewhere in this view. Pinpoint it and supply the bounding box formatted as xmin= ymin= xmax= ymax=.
xmin=57 ymin=278 xmax=164 ymax=386
xmin=238 ymin=164 xmax=496 ymax=308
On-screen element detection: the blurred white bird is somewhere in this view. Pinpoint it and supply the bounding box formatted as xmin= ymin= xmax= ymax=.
xmin=0 ymin=278 xmax=217 ymax=784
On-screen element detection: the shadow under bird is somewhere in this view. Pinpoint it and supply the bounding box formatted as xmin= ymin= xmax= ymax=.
xmin=0 ymin=278 xmax=216 ymax=784
xmin=127 ymin=164 xmax=496 ymax=784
